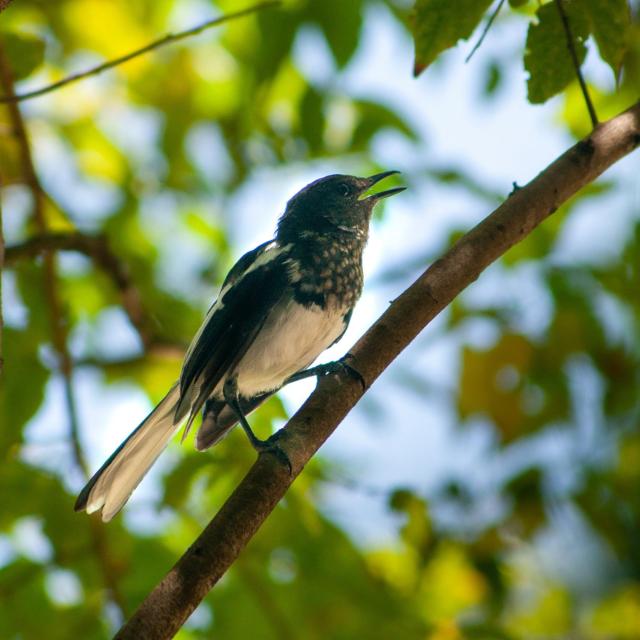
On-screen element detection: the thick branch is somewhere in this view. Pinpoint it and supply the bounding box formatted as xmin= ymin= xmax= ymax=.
xmin=116 ymin=102 xmax=640 ymax=639
xmin=5 ymin=232 xmax=156 ymax=348
xmin=0 ymin=1 xmax=279 ymax=104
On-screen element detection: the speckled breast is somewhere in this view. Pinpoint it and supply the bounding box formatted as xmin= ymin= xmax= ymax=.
xmin=288 ymin=235 xmax=365 ymax=310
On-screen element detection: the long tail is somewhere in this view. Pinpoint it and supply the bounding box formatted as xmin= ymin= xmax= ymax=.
xmin=75 ymin=383 xmax=182 ymax=522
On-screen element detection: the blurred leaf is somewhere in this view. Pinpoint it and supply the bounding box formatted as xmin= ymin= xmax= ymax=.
xmin=430 ymin=166 xmax=502 ymax=203
xmin=483 ymin=60 xmax=502 ymax=97
xmin=0 ymin=558 xmax=108 ymax=640
xmin=459 ymin=333 xmax=534 ymax=442
xmin=0 ymin=327 xmax=49 ymax=451
xmin=162 ymin=451 xmax=214 ymax=510
xmin=0 ymin=31 xmax=45 ymax=80
xmin=504 ymin=467 xmax=546 ymax=535
xmin=351 ymin=99 xmax=418 ymax=150
xmin=506 ymin=585 xmax=572 ymax=636
xmin=419 ymin=543 xmax=489 ymax=622
xmin=0 ymin=119 xmax=23 ymax=184
xmin=389 ymin=489 xmax=434 ymax=555
xmin=253 ymin=7 xmax=299 ymax=81
xmin=300 ymin=85 xmax=324 ymax=152
xmin=411 ymin=0 xmax=494 ymax=75
xmin=525 ymin=1 xmax=589 ymax=104
xmin=588 ymin=583 xmax=640 ymax=638
xmin=308 ymin=0 xmax=363 ymax=68
xmin=101 ymin=351 xmax=179 ymax=399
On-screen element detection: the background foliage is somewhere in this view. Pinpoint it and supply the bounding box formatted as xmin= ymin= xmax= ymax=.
xmin=1 ymin=0 xmax=639 ymax=638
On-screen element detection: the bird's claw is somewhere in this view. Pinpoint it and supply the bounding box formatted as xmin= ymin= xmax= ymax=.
xmin=256 ymin=434 xmax=292 ymax=475
xmin=329 ymin=354 xmax=366 ymax=391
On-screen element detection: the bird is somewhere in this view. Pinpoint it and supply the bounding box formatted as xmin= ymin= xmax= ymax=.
xmin=75 ymin=171 xmax=405 ymax=521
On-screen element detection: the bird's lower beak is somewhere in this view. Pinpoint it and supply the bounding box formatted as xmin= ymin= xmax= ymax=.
xmin=361 ymin=170 xmax=406 ymax=200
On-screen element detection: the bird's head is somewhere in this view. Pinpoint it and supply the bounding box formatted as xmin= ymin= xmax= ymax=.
xmin=277 ymin=171 xmax=405 ymax=241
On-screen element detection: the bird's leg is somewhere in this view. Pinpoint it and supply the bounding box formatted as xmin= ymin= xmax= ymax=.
xmin=222 ymin=377 xmax=292 ymax=473
xmin=284 ymin=353 xmax=366 ymax=390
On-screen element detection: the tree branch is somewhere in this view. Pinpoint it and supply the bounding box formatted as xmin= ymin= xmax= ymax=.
xmin=0 ymin=42 xmax=129 ymax=620
xmin=115 ymin=101 xmax=640 ymax=639
xmin=0 ymin=1 xmax=279 ymax=104
xmin=5 ymin=231 xmax=158 ymax=349
xmin=554 ymin=0 xmax=598 ymax=128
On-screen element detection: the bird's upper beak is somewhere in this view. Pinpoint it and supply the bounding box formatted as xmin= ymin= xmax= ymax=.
xmin=360 ymin=170 xmax=406 ymax=200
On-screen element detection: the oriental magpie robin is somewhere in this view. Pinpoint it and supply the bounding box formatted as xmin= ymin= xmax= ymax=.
xmin=75 ymin=171 xmax=405 ymax=521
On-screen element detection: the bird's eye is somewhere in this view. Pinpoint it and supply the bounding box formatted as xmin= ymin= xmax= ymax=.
xmin=338 ymin=183 xmax=351 ymax=197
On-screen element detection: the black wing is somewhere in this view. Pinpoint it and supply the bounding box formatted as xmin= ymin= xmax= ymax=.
xmin=175 ymin=241 xmax=289 ymax=422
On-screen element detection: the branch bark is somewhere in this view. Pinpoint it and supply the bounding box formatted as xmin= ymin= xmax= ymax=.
xmin=115 ymin=101 xmax=640 ymax=639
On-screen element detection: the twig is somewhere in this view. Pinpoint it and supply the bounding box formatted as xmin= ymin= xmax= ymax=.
xmin=0 ymin=1 xmax=280 ymax=104
xmin=0 ymin=0 xmax=14 ymax=14
xmin=465 ymin=0 xmax=506 ymax=63
xmin=554 ymin=0 xmax=598 ymax=127
xmin=115 ymin=102 xmax=640 ymax=640
xmin=5 ymin=231 xmax=157 ymax=348
xmin=0 ymin=41 xmax=129 ymax=620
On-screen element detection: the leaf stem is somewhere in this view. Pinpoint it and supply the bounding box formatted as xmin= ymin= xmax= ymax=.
xmin=554 ymin=0 xmax=598 ymax=128
xmin=465 ymin=0 xmax=506 ymax=63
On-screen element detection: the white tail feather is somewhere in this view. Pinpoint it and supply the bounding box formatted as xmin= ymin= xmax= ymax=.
xmin=82 ymin=384 xmax=182 ymax=522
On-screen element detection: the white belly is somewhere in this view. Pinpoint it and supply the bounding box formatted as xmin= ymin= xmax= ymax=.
xmin=232 ymin=300 xmax=347 ymax=396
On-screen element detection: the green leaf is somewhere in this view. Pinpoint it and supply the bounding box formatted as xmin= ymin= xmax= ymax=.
xmin=411 ymin=0 xmax=494 ymax=76
xmin=0 ymin=32 xmax=46 ymax=81
xmin=299 ymin=86 xmax=324 ymax=152
xmin=583 ymin=0 xmax=630 ymax=77
xmin=458 ymin=333 xmax=541 ymax=442
xmin=0 ymin=327 xmax=49 ymax=451
xmin=254 ymin=8 xmax=299 ymax=81
xmin=483 ymin=60 xmax=502 ymax=96
xmin=524 ymin=2 xmax=590 ymax=104
xmin=308 ymin=0 xmax=363 ymax=68
xmin=351 ymin=99 xmax=418 ymax=150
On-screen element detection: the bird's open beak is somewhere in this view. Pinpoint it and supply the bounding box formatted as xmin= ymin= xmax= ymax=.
xmin=361 ymin=170 xmax=406 ymax=200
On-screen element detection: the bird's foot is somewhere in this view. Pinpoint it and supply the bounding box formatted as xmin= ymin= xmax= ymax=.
xmin=251 ymin=432 xmax=292 ymax=475
xmin=285 ymin=353 xmax=366 ymax=390
xmin=319 ymin=354 xmax=366 ymax=391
